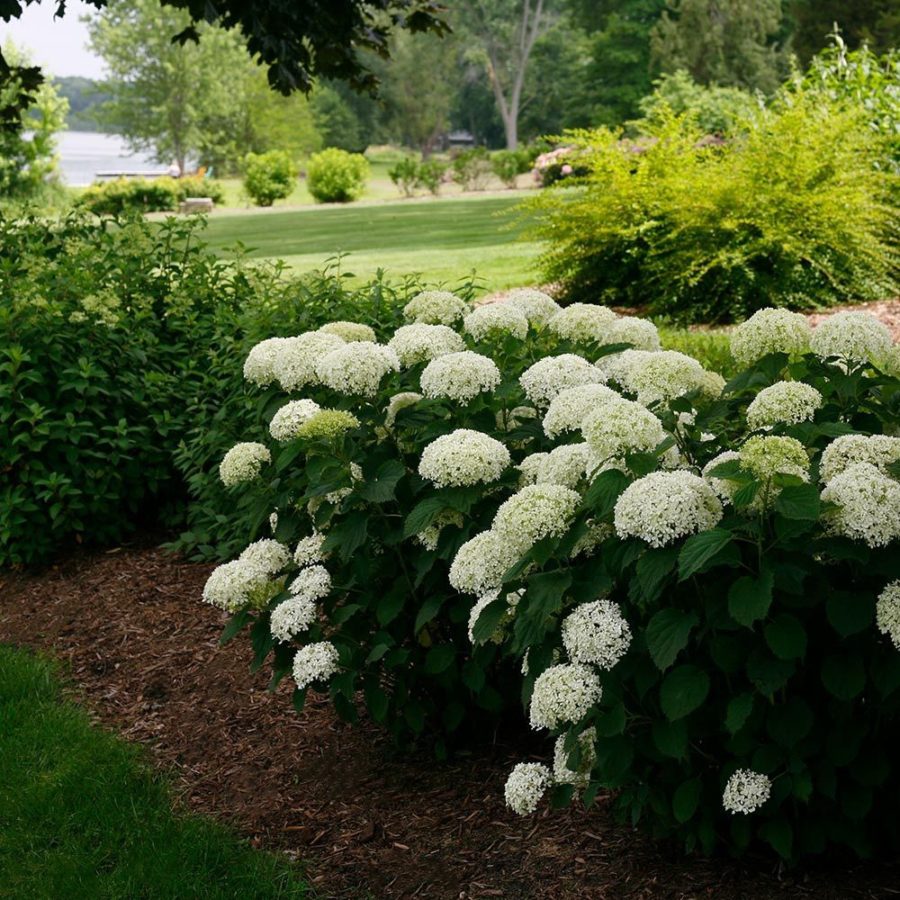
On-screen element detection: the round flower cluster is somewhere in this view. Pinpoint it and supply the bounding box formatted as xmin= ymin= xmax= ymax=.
xmin=605 ymin=316 xmax=661 ymax=352
xmin=270 ymin=596 xmax=317 ymax=642
xmin=504 ymin=762 xmax=553 ymax=816
xmin=553 ymin=728 xmax=597 ymax=789
xmin=420 ymin=350 xmax=501 ymax=404
xmin=529 ymin=663 xmax=603 ymax=730
xmin=403 ymin=290 xmax=469 ymax=326
xmin=533 ymin=443 xmax=592 ymax=489
xmin=273 ymin=332 xmax=346 ymax=391
xmin=449 ymin=530 xmax=520 ymax=596
xmin=547 ymin=303 xmax=617 ymax=344
xmin=810 ymin=311 xmax=892 ymax=364
xmin=614 ymin=471 xmax=723 ymax=548
xmin=606 ymin=349 xmax=707 ymax=406
xmin=387 ymin=323 xmax=466 ymax=367
xmin=520 ymin=354 xmax=605 ymax=408
xmin=418 ymin=428 xmax=510 ymax=488
xmin=730 ymin=308 xmax=811 ymax=366
xmin=385 ymin=391 xmax=422 ymax=427
xmin=202 ymin=559 xmax=272 ymax=612
xmin=243 ymin=337 xmax=288 ymax=387
xmin=542 ymin=383 xmax=619 ymax=439
xmin=240 ymin=538 xmax=291 ymax=573
xmin=318 ymin=320 xmax=376 ymax=342
xmin=294 ymin=532 xmax=327 ymax=567
xmin=294 ymin=409 xmax=360 ymax=441
xmin=581 ymin=396 xmax=666 ymax=462
xmin=219 ymin=442 xmax=271 ymax=487
xmin=269 ymin=399 xmax=321 ymax=442
xmin=289 ymin=564 xmax=332 ymax=601
xmin=876 ymin=581 xmax=900 ymax=650
xmin=518 ymin=451 xmax=549 ymax=486
xmin=722 ymin=769 xmax=772 ymax=815
xmin=819 ymin=434 xmax=900 ymax=484
xmin=292 ymin=641 xmax=340 ymax=690
xmin=745 ymin=381 xmax=823 ymax=430
xmin=467 ymin=589 xmax=521 ymax=644
xmin=738 ymin=435 xmax=810 ymax=483
xmin=561 ymin=600 xmax=631 ymax=669
xmin=316 ymin=341 xmax=400 ymax=397
xmin=492 ymin=484 xmax=581 ymax=553
xmin=463 ymin=303 xmax=529 ymax=342
xmin=702 ymin=450 xmax=742 ymax=505
xmin=820 ymin=462 xmax=900 ymax=548
xmin=504 ymin=288 xmax=561 ymax=325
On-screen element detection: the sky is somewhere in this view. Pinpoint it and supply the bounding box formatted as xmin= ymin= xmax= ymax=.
xmin=1 ymin=0 xmax=106 ymax=79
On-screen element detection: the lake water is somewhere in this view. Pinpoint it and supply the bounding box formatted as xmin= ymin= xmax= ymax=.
xmin=55 ymin=131 xmax=165 ymax=186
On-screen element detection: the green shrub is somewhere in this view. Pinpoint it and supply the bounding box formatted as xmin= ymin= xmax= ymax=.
xmin=78 ymin=177 xmax=180 ymax=216
xmin=491 ymin=149 xmax=531 ymax=188
xmin=243 ymin=151 xmax=298 ymax=207
xmin=388 ymin=156 xmax=419 ymax=197
xmin=415 ymin=158 xmax=447 ymax=195
xmin=451 ymin=147 xmax=492 ymax=191
xmin=525 ymin=93 xmax=899 ymax=323
xmin=174 ymin=175 xmax=226 ymax=206
xmin=306 ymin=148 xmax=369 ymax=204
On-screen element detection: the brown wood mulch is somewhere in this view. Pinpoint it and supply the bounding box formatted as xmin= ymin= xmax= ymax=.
xmin=2 ymin=544 xmax=899 ymax=899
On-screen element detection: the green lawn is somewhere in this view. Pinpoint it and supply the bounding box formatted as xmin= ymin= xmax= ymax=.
xmin=0 ymin=645 xmax=307 ymax=899
xmin=203 ymin=193 xmax=542 ymax=292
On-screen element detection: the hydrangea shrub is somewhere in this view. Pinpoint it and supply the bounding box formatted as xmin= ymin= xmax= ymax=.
xmin=210 ymin=292 xmax=900 ymax=859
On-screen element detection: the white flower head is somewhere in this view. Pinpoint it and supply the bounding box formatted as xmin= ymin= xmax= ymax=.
xmin=292 ymin=641 xmax=340 ymax=690
xmin=316 ymin=341 xmax=400 ymax=397
xmin=605 ymin=316 xmax=661 ymax=352
xmin=820 ymin=434 xmax=900 ymax=484
xmin=239 ymin=538 xmax=291 ymax=574
xmin=876 ymin=581 xmax=900 ymax=650
xmin=730 ymin=308 xmax=811 ymax=366
xmin=504 ymin=288 xmax=561 ymax=325
xmin=810 ymin=311 xmax=892 ymax=364
xmin=702 ymin=450 xmax=742 ymax=505
xmin=529 ymin=663 xmax=602 ymax=730
xmin=746 ymin=381 xmax=823 ymax=430
xmin=270 ymin=596 xmax=317 ymax=642
xmin=467 ymin=588 xmax=522 ymax=644
xmin=420 ymin=350 xmax=501 ymax=404
xmin=202 ymin=559 xmax=273 ymax=612
xmin=243 ymin=337 xmax=289 ymax=387
xmin=463 ymin=303 xmax=529 ymax=341
xmin=739 ymin=435 xmax=810 ymax=483
xmin=723 ymin=769 xmax=771 ymax=815
xmin=561 ymin=599 xmax=631 ymax=669
xmin=404 ymin=290 xmax=469 ymax=325
xmin=535 ymin=443 xmax=593 ymax=489
xmin=294 ymin=532 xmax=327 ymax=568
xmin=520 ymin=354 xmax=605 ymax=408
xmin=548 ymin=303 xmax=617 ymax=344
xmin=614 ymin=471 xmax=723 ymax=548
xmin=273 ymin=332 xmax=346 ymax=392
xmin=269 ymin=399 xmax=322 ymax=442
xmin=543 ymin=383 xmax=619 ymax=439
xmin=821 ymin=462 xmax=900 ymax=548
xmin=581 ymin=396 xmax=666 ymax=462
xmin=553 ymin=728 xmax=597 ymax=789
xmin=387 ymin=323 xmax=466 ymax=367
xmin=289 ymin=564 xmax=332 ymax=601
xmin=492 ymin=483 xmax=581 ymax=553
xmin=385 ymin=391 xmax=423 ymax=427
xmin=418 ymin=428 xmax=510 ymax=488
xmin=505 ymin=762 xmax=553 ymax=816
xmin=449 ymin=530 xmax=520 ymax=596
xmin=518 ymin=451 xmax=550 ymax=486
xmin=606 ymin=349 xmax=706 ymax=406
xmin=219 ymin=442 xmax=271 ymax=487
xmin=318 ymin=320 xmax=376 ymax=342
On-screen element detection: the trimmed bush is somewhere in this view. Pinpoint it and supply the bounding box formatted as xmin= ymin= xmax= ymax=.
xmin=491 ymin=149 xmax=531 ymax=188
xmin=78 ymin=177 xmax=180 ymax=215
xmin=451 ymin=147 xmax=491 ymax=191
xmin=243 ymin=151 xmax=298 ymax=207
xmin=306 ymin=148 xmax=369 ymax=204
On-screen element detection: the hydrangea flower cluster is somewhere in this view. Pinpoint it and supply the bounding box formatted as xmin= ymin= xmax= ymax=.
xmin=294 ymin=532 xmax=327 ymax=567
xmin=722 ymin=769 xmax=772 ymax=815
xmin=420 ymin=350 xmax=501 ymax=403
xmin=810 ymin=311 xmax=892 ymax=364
xmin=316 ymin=341 xmax=400 ymax=397
xmin=504 ymin=288 xmax=561 ymax=325
xmin=561 ymin=600 xmax=631 ymax=669
xmin=529 ymin=663 xmax=603 ymax=730
xmin=219 ymin=442 xmax=271 ymax=487
xmin=819 ymin=434 xmax=900 ymax=484
xmin=738 ymin=435 xmax=810 ymax=483
xmin=269 ymin=399 xmax=321 ymax=442
xmin=745 ymin=381 xmax=823 ymax=430
xmin=273 ymin=332 xmax=346 ymax=391
xmin=876 ymin=581 xmax=900 ymax=650
xmin=202 ymin=539 xmax=289 ymax=612
xmin=606 ymin=349 xmax=708 ymax=406
xmin=547 ymin=303 xmax=617 ymax=344
xmin=385 ymin=391 xmax=423 ymax=427
xmin=820 ymin=462 xmax=900 ymax=547
xmin=467 ymin=589 xmax=521 ymax=644
xmin=295 ymin=409 xmax=360 ymax=441
xmin=292 ymin=641 xmax=340 ymax=690
xmin=605 ymin=316 xmax=661 ymax=352
xmin=463 ymin=303 xmax=529 ymax=341
xmin=581 ymin=396 xmax=666 ymax=462
xmin=449 ymin=530 xmax=521 ymax=596
xmin=387 ymin=323 xmax=466 ymax=367
xmin=492 ymin=484 xmax=581 ymax=553
xmin=729 ymin=308 xmax=811 ymax=366
xmin=270 ymin=596 xmax=317 ymax=642
xmin=504 ymin=762 xmax=553 ymax=815
xmin=553 ymin=728 xmax=597 ymax=789
xmin=542 ymin=383 xmax=619 ymax=439
xmin=318 ymin=321 xmax=376 ymax=342
xmin=531 ymin=443 xmax=592 ymax=489
xmin=403 ymin=290 xmax=469 ymax=325
xmin=418 ymin=429 xmax=510 ymax=488
xmin=243 ymin=337 xmax=289 ymax=387
xmin=520 ymin=354 xmax=605 ymax=407
xmin=289 ymin=564 xmax=332 ymax=601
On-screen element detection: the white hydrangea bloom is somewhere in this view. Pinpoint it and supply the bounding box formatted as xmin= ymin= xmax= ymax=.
xmin=269 ymin=511 xmax=278 ymax=533
xmin=316 ymin=341 xmax=400 ymax=397
xmin=581 ymin=396 xmax=666 ymax=462
xmin=463 ymin=303 xmax=529 ymax=341
xmin=467 ymin=589 xmax=522 ymax=644
xmin=700 ymin=369 xmax=727 ymax=399
xmin=746 ymin=381 xmax=823 ymax=430
xmin=810 ymin=311 xmax=892 ymax=364
xmin=614 ymin=471 xmax=723 ymax=547
xmin=605 ymin=315 xmax=661 ymax=351
xmin=547 ymin=303 xmax=617 ymax=343
xmin=289 ymin=564 xmax=332 ymax=601
xmin=876 ymin=581 xmax=900 ymax=650
xmin=243 ymin=337 xmax=289 ymax=387
xmin=535 ymin=443 xmax=593 ymax=489
xmin=492 ymin=484 xmax=581 ymax=553
xmin=821 ymin=462 xmax=900 ymax=548
xmin=415 ymin=509 xmax=464 ymax=551
xmin=820 ymin=434 xmax=900 ymax=484
xmin=518 ymin=451 xmax=550 ymax=486
xmin=730 ymin=308 xmax=811 ymax=366
xmin=418 ymin=428 xmax=510 ymax=488
xmin=553 ymin=728 xmax=597 ymax=789
xmin=269 ymin=399 xmax=322 ymax=442
xmin=520 ymin=354 xmax=605 ymax=408
xmin=449 ymin=530 xmax=520 ymax=596
xmin=561 ymin=599 xmax=631 ymax=669
xmin=403 ymin=290 xmax=469 ymax=325
xmin=607 ymin=349 xmax=707 ymax=406
xmin=294 ymin=532 xmax=327 ymax=568
xmin=270 ymin=596 xmax=317 ymax=642
xmin=273 ymin=332 xmax=346 ymax=392
xmin=387 ymin=323 xmax=466 ymax=367
xmin=219 ymin=442 xmax=271 ymax=487
xmin=318 ymin=320 xmax=376 ymax=342
xmin=702 ymin=450 xmax=742 ymax=505
xmin=504 ymin=762 xmax=553 ymax=816
xmin=722 ymin=769 xmax=772 ymax=815
xmin=239 ymin=538 xmax=291 ymax=574
xmin=385 ymin=391 xmax=423 ymax=427
xmin=420 ymin=350 xmax=501 ymax=404
xmin=739 ymin=435 xmax=810 ymax=483
xmin=202 ymin=559 xmax=273 ymax=612
xmin=504 ymin=288 xmax=561 ymax=325
xmin=529 ymin=663 xmax=602 ymax=730
xmin=543 ymin=383 xmax=619 ymax=439
xmin=292 ymin=641 xmax=340 ymax=690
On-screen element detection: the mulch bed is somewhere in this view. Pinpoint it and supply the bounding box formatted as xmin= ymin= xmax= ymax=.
xmin=2 ymin=543 xmax=899 ymax=899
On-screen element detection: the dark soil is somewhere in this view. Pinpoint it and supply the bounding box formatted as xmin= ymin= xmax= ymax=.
xmin=2 ymin=543 xmax=898 ymax=899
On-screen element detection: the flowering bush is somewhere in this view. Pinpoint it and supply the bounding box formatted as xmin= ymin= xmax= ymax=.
xmin=211 ymin=290 xmax=900 ymax=859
